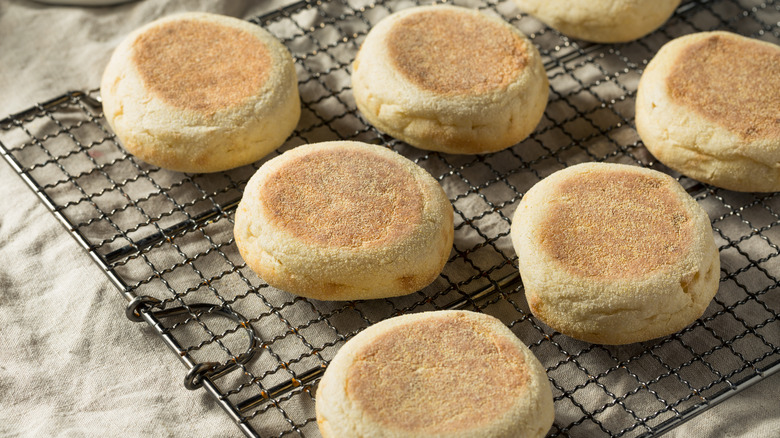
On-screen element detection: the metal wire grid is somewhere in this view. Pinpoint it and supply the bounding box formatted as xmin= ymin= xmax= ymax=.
xmin=1 ymin=0 xmax=779 ymax=436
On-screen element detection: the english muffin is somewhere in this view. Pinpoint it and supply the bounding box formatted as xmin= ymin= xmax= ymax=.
xmin=101 ymin=12 xmax=300 ymax=173
xmin=233 ymin=141 xmax=454 ymax=301
xmin=511 ymin=163 xmax=720 ymax=345
xmin=316 ymin=310 xmax=555 ymax=438
xmin=636 ymin=31 xmax=780 ymax=192
xmin=513 ymin=0 xmax=681 ymax=43
xmin=351 ymin=5 xmax=548 ymax=154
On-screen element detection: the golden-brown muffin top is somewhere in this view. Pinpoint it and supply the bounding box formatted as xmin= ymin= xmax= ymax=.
xmin=541 ymin=168 xmax=693 ymax=280
xmin=132 ymin=18 xmax=271 ymax=114
xmin=260 ymin=147 xmax=423 ymax=248
xmin=386 ymin=8 xmax=528 ymax=95
xmin=667 ymin=33 xmax=780 ymax=140
xmin=345 ymin=312 xmax=530 ymax=433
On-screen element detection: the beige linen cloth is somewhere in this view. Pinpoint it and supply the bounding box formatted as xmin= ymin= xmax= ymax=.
xmin=0 ymin=0 xmax=779 ymax=437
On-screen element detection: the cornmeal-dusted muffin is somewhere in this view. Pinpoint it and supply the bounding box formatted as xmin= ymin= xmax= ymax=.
xmin=511 ymin=163 xmax=720 ymax=345
xmin=513 ymin=0 xmax=681 ymax=43
xmin=101 ymin=12 xmax=300 ymax=173
xmin=636 ymin=31 xmax=780 ymax=192
xmin=316 ymin=310 xmax=555 ymax=438
xmin=351 ymin=5 xmax=548 ymax=154
xmin=233 ymin=141 xmax=454 ymax=301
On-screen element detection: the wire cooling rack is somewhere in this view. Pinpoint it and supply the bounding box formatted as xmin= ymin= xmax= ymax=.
xmin=2 ymin=0 xmax=779 ymax=436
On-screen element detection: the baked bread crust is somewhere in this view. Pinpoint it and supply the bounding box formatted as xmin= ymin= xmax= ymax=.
xmin=636 ymin=31 xmax=780 ymax=192
xmin=351 ymin=5 xmax=548 ymax=154
xmin=315 ymin=310 xmax=555 ymax=438
xmin=234 ymin=141 xmax=454 ymax=301
xmin=511 ymin=163 xmax=720 ymax=345
xmin=513 ymin=0 xmax=681 ymax=43
xmin=101 ymin=12 xmax=300 ymax=173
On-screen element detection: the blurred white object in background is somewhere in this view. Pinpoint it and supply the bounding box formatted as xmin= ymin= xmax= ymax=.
xmin=30 ymin=0 xmax=138 ymax=5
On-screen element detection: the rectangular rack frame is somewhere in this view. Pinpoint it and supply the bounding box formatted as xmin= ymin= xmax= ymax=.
xmin=2 ymin=0 xmax=779 ymax=436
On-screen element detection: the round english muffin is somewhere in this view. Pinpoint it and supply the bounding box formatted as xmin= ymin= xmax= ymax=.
xmin=513 ymin=0 xmax=681 ymax=43
xmin=101 ymin=12 xmax=300 ymax=173
xmin=315 ymin=310 xmax=555 ymax=438
xmin=233 ymin=141 xmax=454 ymax=301
xmin=636 ymin=31 xmax=780 ymax=192
xmin=351 ymin=5 xmax=549 ymax=155
xmin=511 ymin=163 xmax=720 ymax=345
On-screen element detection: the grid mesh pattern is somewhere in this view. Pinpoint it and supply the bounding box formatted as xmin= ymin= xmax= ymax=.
xmin=2 ymin=0 xmax=779 ymax=436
